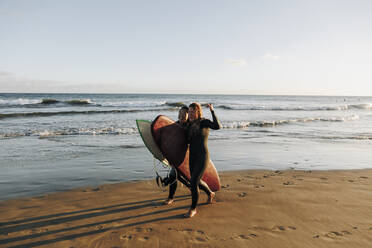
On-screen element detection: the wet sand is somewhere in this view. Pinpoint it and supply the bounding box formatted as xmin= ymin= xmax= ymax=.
xmin=1 ymin=169 xmax=372 ymax=248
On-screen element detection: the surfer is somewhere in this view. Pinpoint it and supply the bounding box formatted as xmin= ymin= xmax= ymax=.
xmin=163 ymin=106 xmax=191 ymax=205
xmin=185 ymin=102 xmax=221 ymax=218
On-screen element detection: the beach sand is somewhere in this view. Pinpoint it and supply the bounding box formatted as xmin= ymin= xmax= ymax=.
xmin=1 ymin=169 xmax=372 ymax=248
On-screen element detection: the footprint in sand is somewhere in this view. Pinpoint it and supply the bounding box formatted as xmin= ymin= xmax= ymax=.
xmin=360 ymin=176 xmax=368 ymax=179
xmin=317 ymin=230 xmax=352 ymax=239
xmin=178 ymin=229 xmax=209 ymax=243
xmin=181 ymin=228 xmax=205 ymax=235
xmin=193 ymin=237 xmax=207 ymax=242
xmin=273 ymin=226 xmax=286 ymax=231
xmin=348 ymin=180 xmax=355 ymax=183
xmin=95 ymin=225 xmax=104 ymax=230
xmin=272 ymin=226 xmax=297 ymax=232
xmin=221 ymin=184 xmax=230 ymax=189
xmin=138 ymin=236 xmax=150 ymax=241
xmin=120 ymin=227 xmax=154 ymax=241
xmin=238 ymin=192 xmax=247 ymax=197
xmin=120 ymin=234 xmax=133 ymax=241
xmin=325 ymin=231 xmax=343 ymax=238
xmin=283 ymin=181 xmax=294 ymax=186
xmin=231 ymin=233 xmax=257 ymax=240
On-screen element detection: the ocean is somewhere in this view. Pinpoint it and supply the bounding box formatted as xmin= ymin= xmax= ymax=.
xmin=1 ymin=93 xmax=371 ymax=201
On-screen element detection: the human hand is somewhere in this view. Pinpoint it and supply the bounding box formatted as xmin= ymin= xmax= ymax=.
xmin=207 ymin=103 xmax=214 ymax=111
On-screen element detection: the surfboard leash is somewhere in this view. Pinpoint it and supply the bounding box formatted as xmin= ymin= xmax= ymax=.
xmin=153 ymin=158 xmax=177 ymax=188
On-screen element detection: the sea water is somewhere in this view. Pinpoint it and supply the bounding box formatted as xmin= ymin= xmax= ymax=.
xmin=1 ymin=93 xmax=371 ymax=200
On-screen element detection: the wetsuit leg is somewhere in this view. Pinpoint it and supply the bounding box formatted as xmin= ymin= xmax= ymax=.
xmin=177 ymin=173 xmax=191 ymax=188
xmin=176 ymin=171 xmax=208 ymax=192
xmin=168 ymin=168 xmax=177 ymax=199
xmin=198 ymin=179 xmax=212 ymax=195
xmin=189 ymin=154 xmax=209 ymax=209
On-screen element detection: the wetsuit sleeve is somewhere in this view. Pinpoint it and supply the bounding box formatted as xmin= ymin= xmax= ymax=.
xmin=201 ymin=110 xmax=221 ymax=130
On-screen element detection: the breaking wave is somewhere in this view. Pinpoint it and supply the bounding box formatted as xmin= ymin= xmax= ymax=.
xmin=0 ymin=107 xmax=177 ymax=120
xmin=41 ymin=98 xmax=92 ymax=105
xmin=317 ymin=135 xmax=372 ymax=140
xmin=164 ymin=101 xmax=187 ymax=107
xmin=347 ymin=103 xmax=372 ymax=110
xmin=0 ymin=98 xmax=41 ymax=106
xmin=0 ymin=127 xmax=138 ymax=139
xmin=222 ymin=115 xmax=360 ymax=128
xmin=216 ymin=104 xmax=372 ymax=111
xmin=0 ymin=98 xmax=94 ymax=107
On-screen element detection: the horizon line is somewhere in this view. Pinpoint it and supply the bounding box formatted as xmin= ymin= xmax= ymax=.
xmin=1 ymin=92 xmax=371 ymax=97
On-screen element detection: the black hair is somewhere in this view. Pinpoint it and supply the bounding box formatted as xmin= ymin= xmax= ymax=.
xmin=180 ymin=105 xmax=189 ymax=111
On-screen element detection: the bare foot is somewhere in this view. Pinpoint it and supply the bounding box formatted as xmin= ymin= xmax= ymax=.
xmin=163 ymin=198 xmax=174 ymax=205
xmin=207 ymin=192 xmax=215 ymax=204
xmin=184 ymin=209 xmax=197 ymax=218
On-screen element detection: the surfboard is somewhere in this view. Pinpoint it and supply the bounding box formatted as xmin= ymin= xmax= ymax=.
xmin=151 ymin=115 xmax=221 ymax=192
xmin=136 ymin=119 xmax=169 ymax=166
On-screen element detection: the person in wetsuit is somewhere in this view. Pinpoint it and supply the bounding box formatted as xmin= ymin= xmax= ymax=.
xmin=163 ymin=106 xmax=191 ymax=205
xmin=185 ymin=102 xmax=221 ymax=218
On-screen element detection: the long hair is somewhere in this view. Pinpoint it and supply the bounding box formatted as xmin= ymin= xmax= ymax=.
xmin=189 ymin=102 xmax=203 ymax=119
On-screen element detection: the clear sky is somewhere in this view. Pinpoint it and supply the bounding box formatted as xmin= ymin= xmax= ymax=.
xmin=1 ymin=0 xmax=372 ymax=95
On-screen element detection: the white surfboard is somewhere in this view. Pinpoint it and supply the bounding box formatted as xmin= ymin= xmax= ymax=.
xmin=136 ymin=119 xmax=169 ymax=166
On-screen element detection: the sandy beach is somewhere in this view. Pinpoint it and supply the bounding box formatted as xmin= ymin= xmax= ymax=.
xmin=1 ymin=169 xmax=372 ymax=248
xmin=2 ymin=0 xmax=372 ymax=247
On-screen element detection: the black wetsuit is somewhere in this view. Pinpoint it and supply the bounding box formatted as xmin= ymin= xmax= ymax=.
xmin=167 ymin=167 xmax=190 ymax=199
xmin=187 ymin=110 xmax=221 ymax=209
xmin=168 ymin=120 xmax=190 ymax=199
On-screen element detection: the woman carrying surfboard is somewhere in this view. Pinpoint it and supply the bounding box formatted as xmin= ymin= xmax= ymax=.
xmin=163 ymin=106 xmax=191 ymax=205
xmin=185 ymin=102 xmax=221 ymax=218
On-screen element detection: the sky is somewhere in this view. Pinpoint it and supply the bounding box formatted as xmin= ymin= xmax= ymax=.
xmin=0 ymin=0 xmax=372 ymax=95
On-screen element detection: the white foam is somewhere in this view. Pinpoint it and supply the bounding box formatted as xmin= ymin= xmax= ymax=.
xmin=37 ymin=127 xmax=138 ymax=137
xmin=222 ymin=115 xmax=360 ymax=129
xmin=0 ymin=98 xmax=41 ymax=106
xmin=222 ymin=121 xmax=251 ymax=129
xmin=216 ymin=104 xmax=371 ymax=111
xmin=99 ymin=100 xmax=166 ymax=107
xmin=348 ymin=103 xmax=372 ymax=110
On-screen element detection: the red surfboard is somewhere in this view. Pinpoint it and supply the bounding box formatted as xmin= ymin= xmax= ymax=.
xmin=151 ymin=115 xmax=220 ymax=191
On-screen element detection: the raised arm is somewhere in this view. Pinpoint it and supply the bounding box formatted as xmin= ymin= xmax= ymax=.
xmin=201 ymin=104 xmax=221 ymax=130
